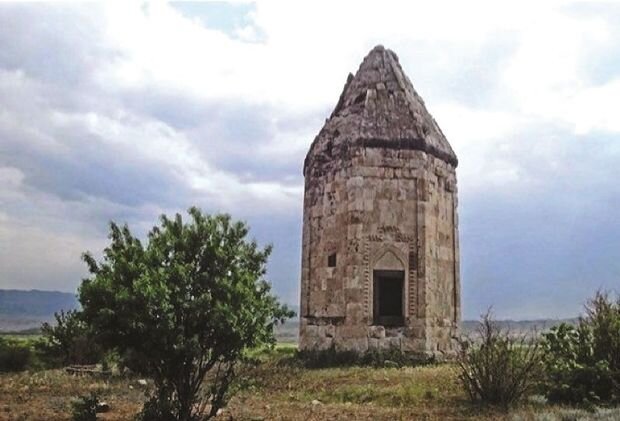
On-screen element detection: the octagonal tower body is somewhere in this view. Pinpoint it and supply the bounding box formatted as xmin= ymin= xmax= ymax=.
xmin=299 ymin=46 xmax=460 ymax=358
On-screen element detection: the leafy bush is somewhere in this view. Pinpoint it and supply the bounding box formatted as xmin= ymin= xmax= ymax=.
xmin=542 ymin=291 xmax=620 ymax=406
xmin=71 ymin=392 xmax=99 ymax=421
xmin=0 ymin=337 xmax=32 ymax=372
xmin=79 ymin=208 xmax=293 ymax=421
xmin=38 ymin=309 xmax=103 ymax=367
xmin=456 ymin=311 xmax=544 ymax=408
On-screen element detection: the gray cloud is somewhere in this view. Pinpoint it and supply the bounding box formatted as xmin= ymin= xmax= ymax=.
xmin=0 ymin=4 xmax=111 ymax=89
xmin=119 ymin=87 xmax=321 ymax=184
xmin=0 ymin=3 xmax=619 ymax=321
xmin=0 ymin=3 xmax=306 ymax=296
xmin=460 ymin=127 xmax=620 ymax=319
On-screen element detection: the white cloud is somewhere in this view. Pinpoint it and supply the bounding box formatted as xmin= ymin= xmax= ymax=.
xmin=0 ymin=212 xmax=105 ymax=291
xmin=500 ymin=5 xmax=620 ymax=134
xmin=1 ymin=1 xmax=620 ymax=316
xmin=88 ymin=0 xmax=620 ymax=182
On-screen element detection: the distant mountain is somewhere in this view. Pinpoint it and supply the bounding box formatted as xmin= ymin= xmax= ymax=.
xmin=460 ymin=318 xmax=578 ymax=336
xmin=0 ymin=289 xmax=79 ymax=332
xmin=0 ymin=289 xmax=79 ymax=317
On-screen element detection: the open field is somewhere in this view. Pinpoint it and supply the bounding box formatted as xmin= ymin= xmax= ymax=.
xmin=1 ymin=344 xmax=619 ymax=421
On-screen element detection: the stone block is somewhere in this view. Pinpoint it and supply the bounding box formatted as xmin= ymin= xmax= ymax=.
xmin=300 ymin=324 xmax=319 ymax=338
xmin=300 ymin=335 xmax=333 ymax=351
xmin=345 ymin=276 xmax=361 ymax=289
xmin=334 ymin=337 xmax=368 ymax=353
xmin=368 ymin=325 xmax=385 ymax=339
xmin=325 ymin=303 xmax=345 ymax=317
xmin=401 ymin=338 xmax=427 ymax=353
xmin=368 ymin=338 xmax=380 ymax=349
xmin=405 ymin=325 xmax=425 ymax=338
xmin=347 ymin=198 xmax=364 ymax=212
xmin=318 ymin=324 xmax=335 ymax=338
xmin=377 ymin=337 xmax=402 ymax=351
xmin=336 ymin=325 xmax=368 ymax=338
xmin=345 ymin=303 xmax=365 ymax=324
xmin=345 ymin=288 xmax=363 ymax=304
xmin=356 ymin=166 xmax=381 ymax=177
xmin=346 ymin=176 xmax=364 ymax=188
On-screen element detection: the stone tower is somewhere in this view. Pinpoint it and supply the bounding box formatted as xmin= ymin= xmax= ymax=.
xmin=299 ymin=45 xmax=460 ymax=358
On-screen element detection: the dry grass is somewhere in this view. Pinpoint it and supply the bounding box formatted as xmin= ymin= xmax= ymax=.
xmin=0 ymin=369 xmax=143 ymax=420
xmin=0 ymin=360 xmax=491 ymax=420
xmin=228 ymin=362 xmax=490 ymax=420
xmin=0 ymin=346 xmax=618 ymax=420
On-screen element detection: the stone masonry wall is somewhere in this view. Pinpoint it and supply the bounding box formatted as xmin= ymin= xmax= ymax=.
xmin=299 ymin=145 xmax=459 ymax=358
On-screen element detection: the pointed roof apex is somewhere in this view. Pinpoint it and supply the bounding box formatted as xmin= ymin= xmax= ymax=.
xmin=364 ymin=44 xmax=397 ymax=60
xmin=369 ymin=44 xmax=387 ymax=53
xmin=306 ymin=45 xmax=457 ymax=171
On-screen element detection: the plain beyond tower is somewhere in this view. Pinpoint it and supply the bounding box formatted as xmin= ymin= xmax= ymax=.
xmin=299 ymin=45 xmax=460 ymax=358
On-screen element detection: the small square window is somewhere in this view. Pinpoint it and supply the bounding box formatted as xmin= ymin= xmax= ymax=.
xmin=327 ymin=253 xmax=337 ymax=267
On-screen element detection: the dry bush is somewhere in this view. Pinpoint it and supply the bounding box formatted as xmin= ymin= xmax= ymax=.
xmin=456 ymin=311 xmax=544 ymax=408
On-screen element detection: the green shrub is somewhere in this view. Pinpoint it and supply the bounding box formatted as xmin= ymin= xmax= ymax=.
xmin=136 ymin=389 xmax=176 ymax=421
xmin=0 ymin=337 xmax=32 ymax=372
xmin=38 ymin=309 xmax=103 ymax=367
xmin=456 ymin=311 xmax=544 ymax=408
xmin=70 ymin=392 xmax=99 ymax=421
xmin=79 ymin=208 xmax=293 ymax=421
xmin=542 ymin=291 xmax=620 ymax=406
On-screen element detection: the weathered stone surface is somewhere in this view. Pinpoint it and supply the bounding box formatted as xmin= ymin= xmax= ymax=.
xmin=368 ymin=325 xmax=385 ymax=339
xmin=334 ymin=337 xmax=368 ymax=353
xmin=299 ymin=45 xmax=460 ymax=359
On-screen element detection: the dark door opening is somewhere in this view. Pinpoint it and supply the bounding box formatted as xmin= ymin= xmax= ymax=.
xmin=373 ymin=270 xmax=405 ymax=326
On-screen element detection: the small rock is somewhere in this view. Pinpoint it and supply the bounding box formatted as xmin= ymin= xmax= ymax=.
xmin=383 ymin=360 xmax=399 ymax=368
xmin=96 ymin=401 xmax=110 ymax=413
xmin=311 ymin=399 xmax=322 ymax=406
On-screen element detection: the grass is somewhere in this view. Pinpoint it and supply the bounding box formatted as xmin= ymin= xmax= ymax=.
xmin=230 ymin=356 xmax=488 ymax=420
xmin=0 ymin=369 xmax=144 ymax=420
xmin=0 ymin=334 xmax=41 ymax=344
xmin=0 ymin=343 xmax=618 ymax=420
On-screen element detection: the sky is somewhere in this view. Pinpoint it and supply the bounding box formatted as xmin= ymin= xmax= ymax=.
xmin=0 ymin=1 xmax=619 ymax=320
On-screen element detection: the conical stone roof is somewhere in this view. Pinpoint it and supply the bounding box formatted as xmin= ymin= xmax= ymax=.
xmin=304 ymin=45 xmax=457 ymax=174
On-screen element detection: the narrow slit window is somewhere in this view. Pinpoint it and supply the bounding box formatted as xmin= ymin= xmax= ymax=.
xmin=327 ymin=253 xmax=337 ymax=267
